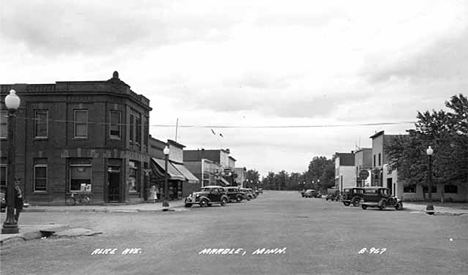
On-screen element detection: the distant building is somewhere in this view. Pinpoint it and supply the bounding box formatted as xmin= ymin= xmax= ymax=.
xmin=354 ymin=148 xmax=372 ymax=187
xmin=148 ymin=137 xmax=199 ymax=199
xmin=0 ymin=72 xmax=151 ymax=205
xmin=335 ymin=152 xmax=356 ymax=192
xmin=184 ymin=149 xmax=236 ymax=186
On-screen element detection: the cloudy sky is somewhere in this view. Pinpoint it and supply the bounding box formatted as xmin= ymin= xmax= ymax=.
xmin=1 ymin=0 xmax=467 ymax=176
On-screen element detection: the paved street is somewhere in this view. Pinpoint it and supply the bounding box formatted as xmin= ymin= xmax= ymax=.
xmin=1 ymin=191 xmax=468 ymax=275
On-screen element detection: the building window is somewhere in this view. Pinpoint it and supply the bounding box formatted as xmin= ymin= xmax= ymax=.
xmin=378 ymin=153 xmax=381 ymax=166
xmin=444 ymin=184 xmax=458 ymax=194
xmin=34 ymin=159 xmax=47 ymax=192
xmin=34 ymin=110 xmax=48 ymax=138
xmin=0 ymin=110 xmax=7 ymax=139
xmin=373 ymin=155 xmax=376 ymax=167
xmin=403 ymin=184 xmax=416 ymax=193
xmin=74 ymin=110 xmax=88 ymax=138
xmin=135 ymin=116 xmax=141 ymax=145
xmin=128 ymin=161 xmax=139 ymax=193
xmin=109 ymin=111 xmax=121 ymax=139
xmin=69 ymin=159 xmax=92 ymax=192
xmin=144 ymin=116 xmax=149 ymax=148
xmin=0 ymin=165 xmax=6 ymax=188
xmin=129 ymin=114 xmax=134 ymax=143
xmin=423 ymin=186 xmax=437 ymax=193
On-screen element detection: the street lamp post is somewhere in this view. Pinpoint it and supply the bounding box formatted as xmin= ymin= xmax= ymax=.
xmin=162 ymin=146 xmax=170 ymax=210
xmin=426 ymin=146 xmax=434 ymax=215
xmin=2 ymin=90 xmax=21 ymax=234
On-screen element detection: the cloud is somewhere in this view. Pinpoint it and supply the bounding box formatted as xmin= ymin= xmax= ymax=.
xmin=0 ymin=0 xmax=240 ymax=56
xmin=365 ymin=27 xmax=468 ymax=84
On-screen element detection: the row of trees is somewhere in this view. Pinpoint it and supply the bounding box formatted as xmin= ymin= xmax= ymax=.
xmin=244 ymin=156 xmax=336 ymax=192
xmin=386 ymin=94 xmax=468 ymax=200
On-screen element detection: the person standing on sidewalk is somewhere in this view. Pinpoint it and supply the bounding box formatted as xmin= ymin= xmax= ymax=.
xmin=14 ymin=180 xmax=23 ymax=222
xmin=149 ymin=185 xmax=157 ymax=203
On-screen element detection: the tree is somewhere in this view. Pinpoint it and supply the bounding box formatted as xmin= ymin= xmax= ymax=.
xmin=245 ymin=169 xmax=260 ymax=188
xmin=306 ymin=156 xmax=335 ymax=192
xmin=386 ymin=94 xmax=468 ymax=201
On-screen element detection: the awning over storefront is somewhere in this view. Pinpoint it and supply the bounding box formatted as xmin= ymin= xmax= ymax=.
xmin=151 ymin=158 xmax=185 ymax=181
xmin=173 ymin=163 xmax=199 ymax=184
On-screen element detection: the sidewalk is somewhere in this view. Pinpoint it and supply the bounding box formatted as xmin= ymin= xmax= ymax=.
xmin=0 ymin=200 xmax=186 ymax=247
xmin=402 ymin=202 xmax=468 ymax=215
xmin=23 ymin=199 xmax=186 ymax=213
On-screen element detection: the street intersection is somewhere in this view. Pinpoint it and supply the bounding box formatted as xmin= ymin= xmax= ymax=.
xmin=1 ymin=191 xmax=467 ymax=275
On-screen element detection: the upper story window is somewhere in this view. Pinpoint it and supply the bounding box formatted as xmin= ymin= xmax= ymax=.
xmin=74 ymin=110 xmax=88 ymax=138
xmin=129 ymin=114 xmax=134 ymax=143
xmin=378 ymin=153 xmax=382 ymax=166
xmin=109 ymin=111 xmax=121 ymax=139
xmin=143 ymin=116 xmax=149 ymax=148
xmin=34 ymin=110 xmax=48 ymax=138
xmin=135 ymin=116 xmax=141 ymax=145
xmin=0 ymin=110 xmax=7 ymax=139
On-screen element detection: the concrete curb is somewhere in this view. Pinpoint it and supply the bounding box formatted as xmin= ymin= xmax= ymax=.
xmin=0 ymin=225 xmax=71 ymax=247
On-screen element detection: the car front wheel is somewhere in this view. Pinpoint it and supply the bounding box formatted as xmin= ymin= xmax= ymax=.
xmin=361 ymin=205 xmax=367 ymax=210
xmin=199 ymin=199 xmax=208 ymax=207
xmin=343 ymin=201 xmax=350 ymax=206
xmin=379 ymin=200 xmax=386 ymax=210
xmin=221 ymin=197 xmax=228 ymax=206
xmin=352 ymin=198 xmax=361 ymax=207
xmin=395 ymin=202 xmax=403 ymax=210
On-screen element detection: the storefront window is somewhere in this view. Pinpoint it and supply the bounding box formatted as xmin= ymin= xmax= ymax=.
xmin=128 ymin=161 xmax=139 ymax=193
xmin=70 ymin=158 xmax=92 ymax=192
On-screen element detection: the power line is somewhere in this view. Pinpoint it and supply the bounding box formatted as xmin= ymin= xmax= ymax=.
xmin=2 ymin=115 xmax=415 ymax=129
xmin=150 ymin=121 xmax=416 ymax=129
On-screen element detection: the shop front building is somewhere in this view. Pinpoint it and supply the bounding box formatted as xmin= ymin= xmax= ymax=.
xmin=0 ymin=72 xmax=151 ymax=205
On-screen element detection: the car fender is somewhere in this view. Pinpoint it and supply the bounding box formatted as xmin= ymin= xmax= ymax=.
xmin=198 ymin=195 xmax=211 ymax=203
xmin=378 ymin=198 xmax=387 ymax=207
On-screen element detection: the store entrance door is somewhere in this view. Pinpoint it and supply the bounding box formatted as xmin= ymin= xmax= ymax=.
xmin=108 ymin=167 xmax=121 ymax=202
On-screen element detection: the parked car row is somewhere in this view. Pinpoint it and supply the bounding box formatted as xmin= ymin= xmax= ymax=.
xmin=334 ymin=187 xmax=403 ymax=211
xmin=301 ymin=189 xmax=321 ymax=198
xmin=184 ymin=186 xmax=260 ymax=208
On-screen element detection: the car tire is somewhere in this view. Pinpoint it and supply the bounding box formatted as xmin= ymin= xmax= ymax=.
xmin=395 ymin=202 xmax=403 ymax=210
xmin=352 ymin=199 xmax=361 ymax=207
xmin=221 ymin=197 xmax=228 ymax=206
xmin=361 ymin=205 xmax=367 ymax=210
xmin=379 ymin=200 xmax=386 ymax=210
xmin=200 ymin=199 xmax=208 ymax=207
xmin=343 ymin=201 xmax=350 ymax=206
xmin=236 ymin=196 xmax=242 ymax=203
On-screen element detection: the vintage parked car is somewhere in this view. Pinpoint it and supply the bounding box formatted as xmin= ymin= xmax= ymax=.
xmin=184 ymin=186 xmax=229 ymax=207
xmin=325 ymin=189 xmax=340 ymax=201
xmin=240 ymin=188 xmax=255 ymax=201
xmin=360 ymin=187 xmax=403 ymax=210
xmin=342 ymin=188 xmax=365 ymax=206
xmin=225 ymin=186 xmax=246 ymax=203
xmin=303 ymin=189 xmax=319 ymax=198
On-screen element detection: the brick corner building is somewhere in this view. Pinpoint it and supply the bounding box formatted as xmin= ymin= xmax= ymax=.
xmin=0 ymin=72 xmax=151 ymax=205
